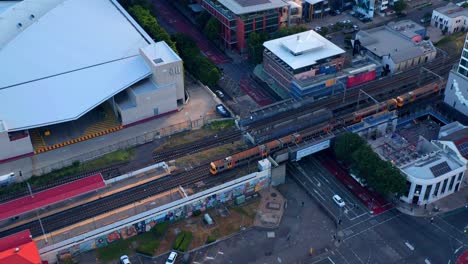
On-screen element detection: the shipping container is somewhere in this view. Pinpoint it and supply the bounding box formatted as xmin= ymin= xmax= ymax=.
xmin=346 ymin=70 xmax=376 ymax=88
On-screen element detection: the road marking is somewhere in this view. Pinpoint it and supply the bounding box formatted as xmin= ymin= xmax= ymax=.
xmin=314 ymin=189 xmax=326 ymax=201
xmin=404 ymin=241 xmax=415 ymax=251
xmin=454 ymin=245 xmax=462 ymax=254
xmin=344 ymin=214 xmax=400 ymax=241
xmin=218 ymin=251 xmax=224 ymax=255
xmin=424 ymin=258 xmax=431 ymax=264
xmin=336 ymin=249 xmax=351 ymax=264
xmin=205 ymin=256 xmax=215 ymax=260
xmin=349 ymin=248 xmax=365 ymax=264
xmin=328 ymin=257 xmax=336 ymax=264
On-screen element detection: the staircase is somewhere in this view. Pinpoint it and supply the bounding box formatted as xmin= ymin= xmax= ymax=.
xmin=29 ymin=129 xmax=46 ymax=150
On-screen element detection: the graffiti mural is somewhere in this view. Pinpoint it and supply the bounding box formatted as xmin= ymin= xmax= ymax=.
xmin=56 ymin=167 xmax=272 ymax=257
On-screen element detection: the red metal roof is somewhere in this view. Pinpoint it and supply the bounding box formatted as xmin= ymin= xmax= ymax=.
xmin=0 ymin=174 xmax=105 ymax=221
xmin=0 ymin=230 xmax=41 ymax=264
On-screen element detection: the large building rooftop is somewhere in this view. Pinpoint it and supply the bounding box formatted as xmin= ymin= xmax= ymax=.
xmin=387 ymin=20 xmax=425 ymax=40
xmin=0 ymin=0 xmax=157 ymax=132
xmin=263 ymin=30 xmax=345 ymax=70
xmin=435 ymin=2 xmax=468 ymax=18
xmin=217 ymin=0 xmax=286 ymax=15
xmin=356 ymin=26 xmax=435 ymax=63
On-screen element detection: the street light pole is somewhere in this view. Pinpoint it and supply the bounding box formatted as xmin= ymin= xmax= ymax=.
xmin=27 ymin=183 xmax=48 ymax=243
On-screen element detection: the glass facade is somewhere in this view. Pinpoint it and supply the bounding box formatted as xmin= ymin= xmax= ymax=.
xmin=457 ymin=33 xmax=468 ymax=77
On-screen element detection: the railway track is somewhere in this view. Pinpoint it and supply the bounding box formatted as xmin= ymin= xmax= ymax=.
xmin=246 ymin=56 xmax=457 ymax=133
xmin=0 ymin=164 xmax=238 ymax=238
xmin=152 ymin=129 xmax=242 ymax=163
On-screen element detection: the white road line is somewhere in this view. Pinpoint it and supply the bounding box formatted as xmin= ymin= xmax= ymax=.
xmin=344 ymin=214 xmax=400 ymax=241
xmin=336 ymin=250 xmax=351 ymax=264
xmin=454 ymin=245 xmax=462 ymax=254
xmin=348 ymin=212 xmax=368 ymax=221
xmin=328 ymin=256 xmax=336 ymax=264
xmin=404 ymin=241 xmax=415 ymax=251
xmin=349 ymin=247 xmax=365 ymax=264
xmin=431 ymin=222 xmax=464 ymax=245
xmin=313 ymin=189 xmax=326 ymax=201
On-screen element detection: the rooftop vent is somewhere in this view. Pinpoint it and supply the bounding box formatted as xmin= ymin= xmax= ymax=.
xmin=17 ymin=23 xmax=22 ymax=28
xmin=30 ymin=14 xmax=35 ymax=20
xmin=15 ymin=248 xmax=19 ymax=253
xmin=153 ymin=58 xmax=163 ymax=64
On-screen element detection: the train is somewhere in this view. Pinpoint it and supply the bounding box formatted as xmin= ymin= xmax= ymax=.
xmin=210 ymin=81 xmax=445 ymax=175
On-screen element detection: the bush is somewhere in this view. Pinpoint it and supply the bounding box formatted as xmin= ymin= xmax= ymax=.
xmin=206 ymin=236 xmax=217 ymax=244
xmin=151 ymin=222 xmax=169 ymax=237
xmin=192 ymin=210 xmax=202 ymax=217
xmin=173 ymin=231 xmax=185 ymax=250
xmin=178 ymin=232 xmax=193 ymax=252
xmin=136 ymin=240 xmax=160 ymax=256
xmin=173 ymin=231 xmax=193 ymax=251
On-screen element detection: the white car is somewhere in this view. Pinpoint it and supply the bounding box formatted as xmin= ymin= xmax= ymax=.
xmin=332 ymin=195 xmax=346 ymax=207
xmin=215 ymin=90 xmax=224 ymax=98
xmin=166 ymin=251 xmax=178 ymax=264
xmin=314 ymin=26 xmax=322 ymax=31
xmin=120 ymin=255 xmax=131 ymax=264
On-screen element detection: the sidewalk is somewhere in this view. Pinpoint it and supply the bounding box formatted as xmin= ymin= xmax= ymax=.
xmin=253 ymin=187 xmax=285 ymax=229
xmin=396 ymin=184 xmax=468 ymax=217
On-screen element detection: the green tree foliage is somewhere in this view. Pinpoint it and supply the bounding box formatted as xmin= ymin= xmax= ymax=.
xmin=334 ymin=133 xmax=366 ymax=164
xmin=196 ymin=11 xmax=212 ymax=29
xmin=205 ymin=17 xmax=220 ymax=41
xmin=393 ymin=0 xmax=408 ymax=13
xmin=334 ymin=133 xmax=407 ymax=197
xmin=127 ymin=5 xmax=178 ymax=52
xmin=247 ymin=31 xmax=269 ymax=64
xmin=172 ymin=33 xmax=221 ymax=86
xmin=462 ymin=2 xmax=468 ymax=8
xmin=271 ymin=25 xmax=309 ymax=39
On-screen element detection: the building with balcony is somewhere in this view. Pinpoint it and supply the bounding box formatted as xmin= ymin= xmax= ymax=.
xmin=201 ymin=0 xmax=288 ymax=52
xmin=355 ymin=24 xmax=436 ymax=73
xmin=431 ymin=2 xmax=468 ymax=34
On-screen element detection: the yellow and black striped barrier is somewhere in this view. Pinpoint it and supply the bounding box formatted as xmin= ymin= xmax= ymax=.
xmin=34 ymin=125 xmax=123 ymax=154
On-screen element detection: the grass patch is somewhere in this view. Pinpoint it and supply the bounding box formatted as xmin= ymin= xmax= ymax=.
xmin=136 ymin=240 xmax=160 ymax=256
xmin=204 ymin=120 xmax=235 ymax=131
xmin=436 ymin=32 xmax=467 ymax=56
xmin=154 ymin=120 xmax=236 ymax=152
xmin=96 ymin=232 xmax=157 ymax=262
xmin=0 ymin=149 xmax=135 ymax=198
xmin=175 ymin=140 xmax=245 ymax=165
xmin=151 ymin=222 xmax=169 ymax=238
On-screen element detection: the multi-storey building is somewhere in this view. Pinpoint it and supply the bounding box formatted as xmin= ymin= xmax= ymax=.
xmin=443 ymin=33 xmax=468 ymax=117
xmin=431 ymin=3 xmax=468 ymax=34
xmin=201 ymin=0 xmax=288 ymax=52
xmin=260 ymin=30 xmax=382 ymax=99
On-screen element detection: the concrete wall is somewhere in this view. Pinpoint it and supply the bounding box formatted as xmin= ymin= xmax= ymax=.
xmin=432 ymin=11 xmax=468 ymax=34
xmin=150 ymin=60 xmax=185 ymax=103
xmin=443 ymin=71 xmax=468 ymax=116
xmin=117 ymin=83 xmax=178 ymax=125
xmin=0 ymin=131 xmax=33 ymax=161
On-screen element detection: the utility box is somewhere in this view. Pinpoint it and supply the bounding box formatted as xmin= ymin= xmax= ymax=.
xmin=204 ymin=213 xmax=213 ymax=225
xmin=235 ymin=195 xmax=246 ymax=205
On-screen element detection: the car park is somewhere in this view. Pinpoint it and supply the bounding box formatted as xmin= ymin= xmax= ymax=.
xmin=332 ymin=195 xmax=346 ymax=207
xmin=166 ymin=252 xmax=178 ymax=264
xmin=120 ymin=255 xmax=131 ymax=264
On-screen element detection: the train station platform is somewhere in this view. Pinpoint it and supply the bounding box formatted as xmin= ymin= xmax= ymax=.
xmin=0 ymin=174 xmax=105 ymax=221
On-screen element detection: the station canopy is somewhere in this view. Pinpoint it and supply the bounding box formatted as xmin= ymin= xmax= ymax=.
xmin=0 ymin=0 xmax=154 ymax=132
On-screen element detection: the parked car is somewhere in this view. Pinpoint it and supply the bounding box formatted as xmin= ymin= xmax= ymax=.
xmin=120 ymin=255 xmax=131 ymax=264
xmin=215 ymin=90 xmax=224 ymax=98
xmin=353 ymin=24 xmax=359 ymax=31
xmin=166 ymin=252 xmax=178 ymax=264
xmin=315 ymin=26 xmax=322 ymax=31
xmin=332 ymin=195 xmax=346 ymax=207
xmin=420 ymin=17 xmax=431 ymax=24
xmin=216 ymin=104 xmax=231 ymax=117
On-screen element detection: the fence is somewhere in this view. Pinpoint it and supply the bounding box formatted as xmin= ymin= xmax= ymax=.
xmin=25 ymin=114 xmax=218 ymax=177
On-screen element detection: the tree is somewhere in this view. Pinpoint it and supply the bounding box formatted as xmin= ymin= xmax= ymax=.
xmin=393 ymin=0 xmax=408 ymax=13
xmin=462 ymin=2 xmax=468 ymax=8
xmin=318 ymin=27 xmax=329 ymax=36
xmin=196 ymin=11 xmax=211 ymax=29
xmin=271 ymin=25 xmax=309 ymax=39
xmin=333 ymin=133 xmax=366 ymax=164
xmin=205 ymin=17 xmax=220 ymax=41
xmin=247 ymin=32 xmax=269 ymax=64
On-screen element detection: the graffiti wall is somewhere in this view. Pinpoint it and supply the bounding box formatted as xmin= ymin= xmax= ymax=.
xmin=57 ymin=171 xmax=270 ymax=260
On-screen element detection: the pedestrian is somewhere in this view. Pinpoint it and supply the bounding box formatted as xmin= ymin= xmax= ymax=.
xmin=301 ymin=201 xmax=304 ymax=207
xmin=430 ymin=217 xmax=434 ymax=223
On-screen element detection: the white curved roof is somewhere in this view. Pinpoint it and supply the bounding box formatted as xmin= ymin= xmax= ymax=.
xmin=0 ymin=0 xmax=154 ymax=131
